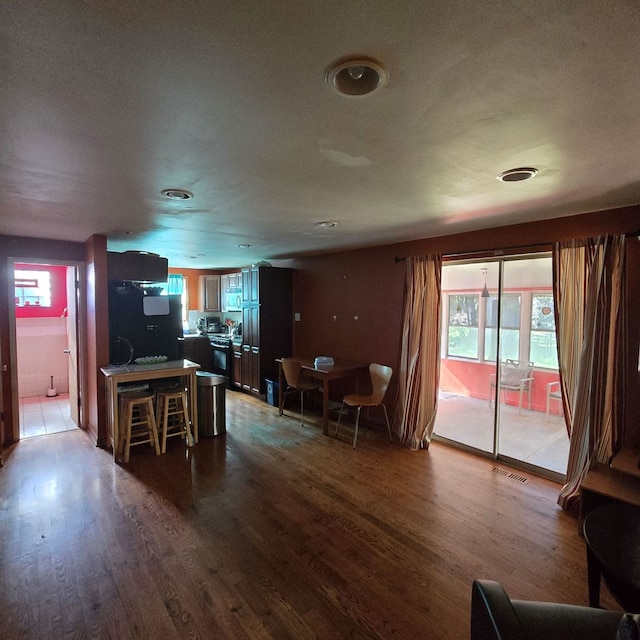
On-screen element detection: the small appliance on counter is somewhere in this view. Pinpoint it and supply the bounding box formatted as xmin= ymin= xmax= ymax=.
xmin=206 ymin=317 xmax=222 ymax=333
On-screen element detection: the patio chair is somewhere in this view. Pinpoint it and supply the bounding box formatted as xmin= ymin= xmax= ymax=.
xmin=546 ymin=380 xmax=563 ymax=420
xmin=488 ymin=359 xmax=534 ymax=414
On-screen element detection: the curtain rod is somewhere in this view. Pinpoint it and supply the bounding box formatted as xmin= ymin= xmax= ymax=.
xmin=394 ymin=241 xmax=549 ymax=263
xmin=394 ymin=230 xmax=640 ymax=263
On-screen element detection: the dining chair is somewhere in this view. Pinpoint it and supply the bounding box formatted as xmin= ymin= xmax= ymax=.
xmin=279 ymin=358 xmax=321 ymax=426
xmin=334 ymin=363 xmax=393 ymax=448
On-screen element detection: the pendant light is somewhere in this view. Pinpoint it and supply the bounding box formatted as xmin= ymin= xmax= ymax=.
xmin=481 ymin=268 xmax=490 ymax=298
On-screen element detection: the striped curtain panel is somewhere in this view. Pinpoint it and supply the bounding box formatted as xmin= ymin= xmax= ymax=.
xmin=554 ymin=235 xmax=626 ymax=511
xmin=395 ymin=255 xmax=442 ymax=450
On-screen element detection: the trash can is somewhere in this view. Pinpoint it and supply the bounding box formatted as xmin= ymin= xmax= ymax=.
xmin=265 ymin=378 xmax=279 ymax=407
xmin=196 ymin=371 xmax=227 ymax=437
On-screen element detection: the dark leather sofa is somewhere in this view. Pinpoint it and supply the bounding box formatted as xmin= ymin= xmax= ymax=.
xmin=471 ymin=579 xmax=627 ymax=640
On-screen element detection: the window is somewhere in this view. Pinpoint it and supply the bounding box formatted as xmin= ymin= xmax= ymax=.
xmin=447 ymin=294 xmax=479 ymax=359
xmin=14 ymin=269 xmax=52 ymax=307
xmin=143 ymin=274 xmax=188 ymax=323
xmin=484 ymin=294 xmax=521 ymax=362
xmin=530 ymin=294 xmax=558 ymax=369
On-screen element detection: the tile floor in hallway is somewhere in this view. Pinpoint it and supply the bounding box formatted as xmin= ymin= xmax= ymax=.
xmin=19 ymin=393 xmax=77 ymax=439
xmin=434 ymin=392 xmax=569 ymax=476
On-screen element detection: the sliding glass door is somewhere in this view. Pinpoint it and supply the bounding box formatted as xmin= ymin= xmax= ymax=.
xmin=434 ymin=255 xmax=568 ymax=478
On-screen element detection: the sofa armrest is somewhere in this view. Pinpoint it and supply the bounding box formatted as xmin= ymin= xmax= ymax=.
xmin=471 ymin=580 xmax=624 ymax=640
xmin=471 ymin=580 xmax=526 ymax=640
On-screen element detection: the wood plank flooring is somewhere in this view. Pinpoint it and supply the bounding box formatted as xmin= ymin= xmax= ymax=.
xmin=0 ymin=391 xmax=619 ymax=639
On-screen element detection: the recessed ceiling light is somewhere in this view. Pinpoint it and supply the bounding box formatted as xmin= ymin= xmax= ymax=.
xmin=236 ymin=243 xmax=252 ymax=249
xmin=326 ymin=57 xmax=388 ymax=96
xmin=161 ymin=188 xmax=193 ymax=200
xmin=314 ymin=221 xmax=338 ymax=228
xmin=496 ymin=167 xmax=539 ymax=183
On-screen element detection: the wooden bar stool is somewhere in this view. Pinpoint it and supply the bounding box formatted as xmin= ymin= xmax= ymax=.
xmin=156 ymin=388 xmax=194 ymax=453
xmin=118 ymin=390 xmax=160 ymax=463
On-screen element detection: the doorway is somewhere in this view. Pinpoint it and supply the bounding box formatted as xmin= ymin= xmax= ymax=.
xmin=12 ymin=260 xmax=83 ymax=439
xmin=433 ymin=255 xmax=569 ymax=479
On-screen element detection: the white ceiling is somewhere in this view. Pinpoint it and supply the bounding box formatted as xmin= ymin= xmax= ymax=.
xmin=2 ymin=1 xmax=640 ymax=268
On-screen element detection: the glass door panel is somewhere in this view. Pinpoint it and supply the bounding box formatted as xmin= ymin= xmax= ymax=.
xmin=434 ymin=256 xmax=569 ymax=478
xmin=496 ymin=257 xmax=568 ymax=475
xmin=434 ymin=262 xmax=499 ymax=453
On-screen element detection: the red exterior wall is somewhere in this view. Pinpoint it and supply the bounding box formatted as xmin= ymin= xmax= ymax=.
xmin=440 ymin=359 xmax=562 ymax=415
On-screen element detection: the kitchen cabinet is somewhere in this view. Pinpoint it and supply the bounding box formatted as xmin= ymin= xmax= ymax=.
xmin=242 ymin=268 xmax=259 ymax=304
xmin=240 ymin=267 xmax=292 ymax=396
xmin=221 ymin=272 xmax=242 ymax=312
xmin=232 ymin=342 xmax=242 ymax=388
xmin=181 ymin=336 xmax=212 ymax=372
xmin=198 ymin=275 xmax=221 ymax=312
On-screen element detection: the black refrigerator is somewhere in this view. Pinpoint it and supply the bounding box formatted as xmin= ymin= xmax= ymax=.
xmin=108 ymin=284 xmax=183 ymax=365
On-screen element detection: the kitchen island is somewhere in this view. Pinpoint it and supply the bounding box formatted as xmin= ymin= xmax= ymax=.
xmin=101 ymin=359 xmax=200 ymax=462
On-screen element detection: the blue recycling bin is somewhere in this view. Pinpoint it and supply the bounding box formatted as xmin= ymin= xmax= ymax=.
xmin=265 ymin=378 xmax=279 ymax=407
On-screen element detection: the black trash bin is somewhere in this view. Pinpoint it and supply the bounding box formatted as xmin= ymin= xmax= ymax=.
xmin=265 ymin=378 xmax=279 ymax=407
xmin=196 ymin=371 xmax=227 ymax=437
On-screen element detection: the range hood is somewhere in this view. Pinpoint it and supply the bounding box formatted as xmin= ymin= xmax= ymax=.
xmin=107 ymin=251 xmax=168 ymax=283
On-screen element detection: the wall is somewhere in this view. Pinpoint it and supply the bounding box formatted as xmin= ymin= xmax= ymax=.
xmin=286 ymin=243 xmax=405 ymax=402
xmin=287 ymin=205 xmax=640 ymax=445
xmin=16 ymin=318 xmax=69 ymax=397
xmin=85 ymin=235 xmax=109 ymax=447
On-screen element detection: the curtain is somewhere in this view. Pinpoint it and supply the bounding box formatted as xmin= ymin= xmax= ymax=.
xmin=554 ymin=235 xmax=626 ymax=511
xmin=395 ymin=255 xmax=442 ymax=450
xmin=167 ymin=274 xmax=184 ymax=295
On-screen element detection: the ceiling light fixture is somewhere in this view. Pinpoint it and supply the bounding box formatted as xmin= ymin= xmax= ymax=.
xmin=161 ymin=188 xmax=193 ymax=200
xmin=326 ymin=57 xmax=388 ymax=96
xmin=496 ymin=167 xmax=538 ymax=183
xmin=236 ymin=243 xmax=252 ymax=249
xmin=314 ymin=221 xmax=338 ymax=228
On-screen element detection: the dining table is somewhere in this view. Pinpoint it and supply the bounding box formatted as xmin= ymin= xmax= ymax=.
xmin=276 ymin=356 xmax=368 ymax=435
xmin=101 ymin=358 xmax=200 ymax=462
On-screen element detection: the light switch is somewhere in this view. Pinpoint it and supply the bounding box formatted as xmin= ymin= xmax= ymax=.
xmin=294 ymin=312 xmax=301 ymax=321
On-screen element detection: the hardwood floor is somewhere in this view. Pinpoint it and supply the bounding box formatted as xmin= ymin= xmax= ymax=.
xmin=0 ymin=391 xmax=618 ymax=639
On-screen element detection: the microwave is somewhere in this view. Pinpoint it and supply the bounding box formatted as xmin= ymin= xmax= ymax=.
xmin=224 ymin=288 xmax=242 ymax=312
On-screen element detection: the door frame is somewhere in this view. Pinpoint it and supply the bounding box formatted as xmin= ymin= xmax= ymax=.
xmin=6 ymin=257 xmax=86 ymax=441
